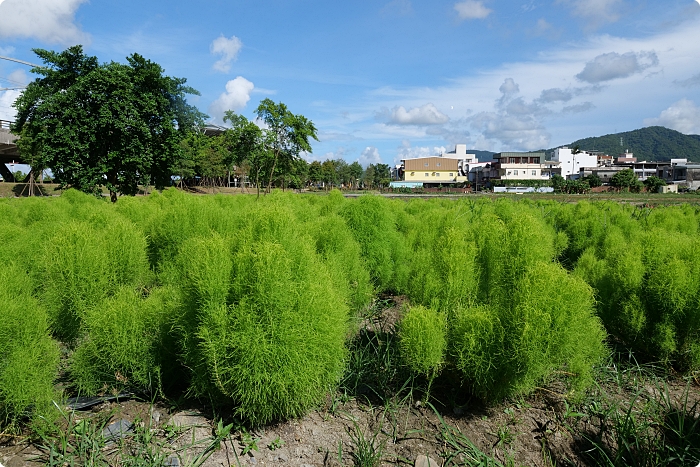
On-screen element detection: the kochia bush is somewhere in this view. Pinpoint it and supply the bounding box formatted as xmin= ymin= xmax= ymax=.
xmin=400 ymin=200 xmax=607 ymax=400
xmin=0 ymin=264 xmax=60 ymax=430
xmin=398 ymin=305 xmax=446 ymax=377
xmin=70 ymin=286 xmax=174 ymax=396
xmin=176 ymin=205 xmax=350 ymax=424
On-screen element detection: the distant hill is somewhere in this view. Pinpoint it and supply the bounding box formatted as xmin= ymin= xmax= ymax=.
xmin=562 ymin=126 xmax=700 ymax=162
xmin=469 ymin=150 xmax=496 ymax=162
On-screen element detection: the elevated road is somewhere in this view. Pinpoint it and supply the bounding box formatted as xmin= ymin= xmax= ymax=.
xmin=0 ymin=120 xmax=23 ymax=182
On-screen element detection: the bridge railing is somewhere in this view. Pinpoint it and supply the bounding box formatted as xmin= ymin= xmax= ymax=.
xmin=0 ymin=119 xmax=13 ymax=130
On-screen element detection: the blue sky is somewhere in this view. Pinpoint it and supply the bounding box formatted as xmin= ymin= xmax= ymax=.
xmin=2 ymin=0 xmax=700 ymax=167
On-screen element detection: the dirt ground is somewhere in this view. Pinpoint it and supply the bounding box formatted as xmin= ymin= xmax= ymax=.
xmin=2 ymin=379 xmax=697 ymax=467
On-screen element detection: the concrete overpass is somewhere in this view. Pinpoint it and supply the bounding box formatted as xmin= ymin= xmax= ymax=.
xmin=0 ymin=119 xmax=23 ymax=182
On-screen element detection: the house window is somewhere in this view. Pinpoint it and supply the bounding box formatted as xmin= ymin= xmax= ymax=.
xmin=514 ymin=170 xmax=519 ymax=176
xmin=424 ymin=162 xmax=429 ymax=167
xmin=449 ymin=173 xmax=454 ymax=177
xmin=532 ymin=170 xmax=537 ymax=176
xmin=425 ymin=173 xmax=429 ymax=177
xmin=533 ymin=158 xmax=540 ymax=163
xmin=507 ymin=171 xmax=512 ymax=176
xmin=436 ymin=162 xmax=441 ymax=167
xmin=509 ymin=158 xmax=516 ymax=163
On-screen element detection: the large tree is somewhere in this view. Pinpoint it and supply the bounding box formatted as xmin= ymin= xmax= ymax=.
xmin=254 ymin=99 xmax=318 ymax=194
xmin=611 ymin=168 xmax=642 ymax=192
xmin=12 ymin=46 xmax=206 ymax=202
xmin=222 ymin=111 xmax=266 ymax=196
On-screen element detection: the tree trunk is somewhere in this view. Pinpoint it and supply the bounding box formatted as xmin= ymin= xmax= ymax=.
xmin=108 ymin=171 xmax=118 ymax=203
xmin=267 ymin=149 xmax=279 ymax=194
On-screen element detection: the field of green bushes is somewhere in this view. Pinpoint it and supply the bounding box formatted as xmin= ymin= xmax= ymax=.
xmin=1 ymin=189 xmax=699 ymax=436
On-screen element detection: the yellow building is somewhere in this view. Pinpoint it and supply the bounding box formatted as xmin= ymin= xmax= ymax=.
xmin=402 ymin=157 xmax=467 ymax=184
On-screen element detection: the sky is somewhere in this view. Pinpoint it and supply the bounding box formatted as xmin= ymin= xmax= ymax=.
xmin=1 ymin=0 xmax=700 ymax=167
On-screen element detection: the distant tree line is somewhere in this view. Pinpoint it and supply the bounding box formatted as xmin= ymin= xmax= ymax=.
xmin=177 ymin=123 xmax=392 ymax=193
xmin=11 ymin=46 xmax=390 ymax=201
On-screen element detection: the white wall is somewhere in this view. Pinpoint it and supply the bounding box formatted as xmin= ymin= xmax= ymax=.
xmin=553 ymin=147 xmax=598 ymax=179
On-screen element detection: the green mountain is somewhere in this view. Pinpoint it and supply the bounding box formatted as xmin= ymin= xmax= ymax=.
xmin=469 ymin=150 xmax=496 ymax=162
xmin=563 ymin=126 xmax=700 ymax=163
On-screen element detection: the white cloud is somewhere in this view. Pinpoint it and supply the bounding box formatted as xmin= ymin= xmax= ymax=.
xmin=0 ymin=45 xmax=15 ymax=55
xmin=208 ymin=77 xmax=254 ymax=123
xmin=0 ymin=89 xmax=21 ymax=121
xmin=381 ymin=0 xmax=413 ymax=16
xmin=468 ymin=78 xmax=551 ymax=151
xmin=576 ymin=51 xmax=659 ymax=83
xmin=532 ymin=18 xmax=553 ymax=36
xmin=675 ymin=73 xmax=700 ymax=88
xmin=556 ymin=0 xmax=624 ymax=25
xmin=359 ymin=146 xmax=382 ymax=167
xmin=6 ymin=69 xmax=28 ymax=86
xmin=538 ymin=88 xmax=573 ymax=103
xmin=644 ymin=99 xmax=700 ymax=134
xmin=0 ymin=0 xmax=89 ymax=44
xmin=454 ymin=0 xmax=492 ymax=20
xmin=384 ymin=103 xmax=449 ymax=125
xmin=362 ymin=16 xmax=700 ymax=151
xmin=563 ymin=102 xmax=595 ymax=113
xmin=210 ymin=35 xmax=243 ymax=73
xmin=394 ymin=141 xmax=447 ymax=165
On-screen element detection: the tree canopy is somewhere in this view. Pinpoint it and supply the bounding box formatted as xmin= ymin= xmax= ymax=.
xmin=610 ymin=168 xmax=642 ymax=192
xmin=254 ymin=98 xmax=318 ymax=194
xmin=12 ymin=46 xmax=206 ymax=202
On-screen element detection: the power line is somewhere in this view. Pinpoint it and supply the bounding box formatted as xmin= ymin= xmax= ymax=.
xmin=0 ymin=55 xmax=41 ymax=68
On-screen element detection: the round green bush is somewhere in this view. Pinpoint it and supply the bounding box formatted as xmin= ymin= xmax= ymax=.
xmin=0 ymin=264 xmax=60 ymax=430
xmin=398 ymin=305 xmax=447 ymax=377
xmin=197 ymin=240 xmax=349 ymax=424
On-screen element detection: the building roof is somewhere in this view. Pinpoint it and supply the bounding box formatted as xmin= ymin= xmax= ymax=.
xmin=404 ymin=157 xmax=458 ymax=172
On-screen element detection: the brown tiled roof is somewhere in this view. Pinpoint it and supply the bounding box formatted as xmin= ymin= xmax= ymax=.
xmin=404 ymin=157 xmax=458 ymax=172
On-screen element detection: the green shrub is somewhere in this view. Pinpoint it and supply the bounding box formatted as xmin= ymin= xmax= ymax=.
xmin=70 ymin=286 xmax=174 ymax=396
xmin=171 ymin=234 xmax=234 ymax=396
xmin=41 ymin=221 xmax=112 ymax=341
xmin=339 ymin=195 xmax=406 ymax=291
xmin=310 ymin=214 xmax=373 ymax=313
xmin=197 ymin=239 xmax=349 ymax=424
xmin=450 ymin=262 xmax=607 ymax=400
xmin=398 ymin=305 xmax=446 ymax=377
xmin=171 ymin=203 xmax=351 ymax=424
xmin=404 ymin=210 xmax=479 ymax=312
xmin=0 ymin=264 xmax=60 ymax=430
xmin=41 ymin=218 xmax=151 ymax=342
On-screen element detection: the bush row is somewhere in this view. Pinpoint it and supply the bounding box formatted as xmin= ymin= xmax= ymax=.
xmin=1 ymin=190 xmax=697 ymax=429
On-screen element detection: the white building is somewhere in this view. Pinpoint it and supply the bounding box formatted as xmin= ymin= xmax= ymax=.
xmin=552 ymin=147 xmax=598 ymax=179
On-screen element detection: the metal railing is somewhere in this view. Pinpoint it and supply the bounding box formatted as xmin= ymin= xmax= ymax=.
xmin=0 ymin=119 xmax=13 ymax=130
